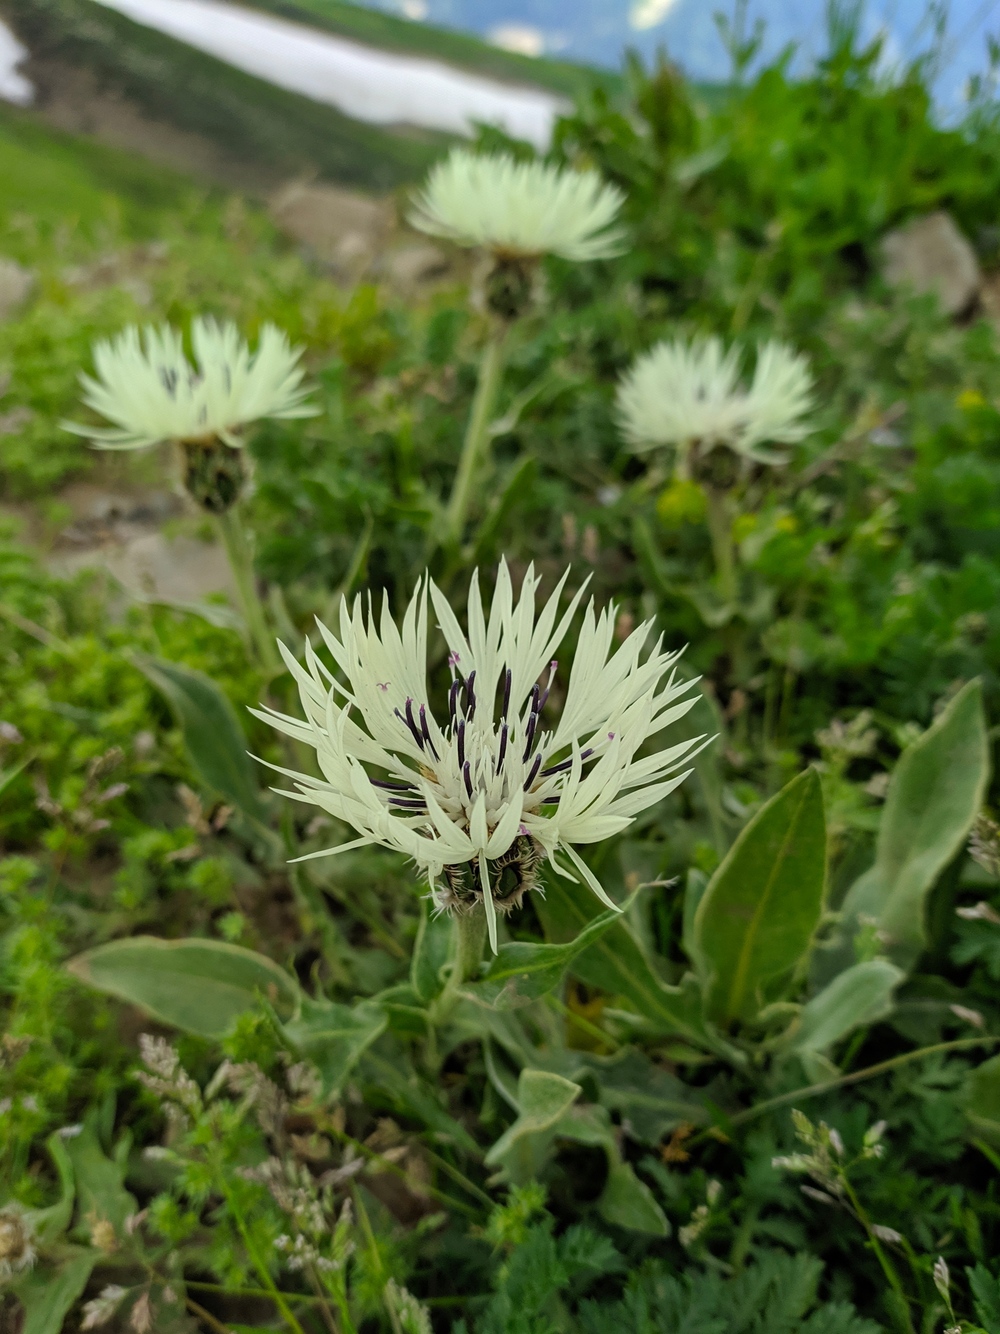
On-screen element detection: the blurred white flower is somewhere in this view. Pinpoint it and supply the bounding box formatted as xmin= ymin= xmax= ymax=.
xmin=0 ymin=1205 xmax=36 ymax=1281
xmin=409 ymin=149 xmax=626 ymax=262
xmin=617 ymin=335 xmax=814 ymax=468
xmin=255 ymin=561 xmax=702 ymax=952
xmin=67 ymin=318 xmax=316 ymax=451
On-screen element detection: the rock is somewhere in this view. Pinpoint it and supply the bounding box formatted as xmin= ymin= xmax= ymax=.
xmin=0 ymin=258 xmax=35 ymax=320
xmin=881 ymin=211 xmax=980 ymax=316
xmin=380 ymin=242 xmax=450 ymax=289
xmin=269 ymin=181 xmax=392 ymax=276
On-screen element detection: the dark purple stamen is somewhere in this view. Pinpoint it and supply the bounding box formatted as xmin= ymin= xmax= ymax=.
xmin=457 ymin=719 xmax=466 ymax=767
xmin=465 ymin=671 xmax=477 ymax=722
xmin=501 ymin=667 xmax=512 ymax=721
xmin=389 ymin=797 xmax=427 ymax=810
xmin=419 ymin=704 xmax=439 ymax=760
xmin=371 ymin=779 xmax=414 ymax=792
xmin=449 ymin=679 xmax=461 ymax=724
xmin=405 ymin=698 xmax=424 ymax=750
xmin=540 ymin=795 xmax=561 ymax=805
xmin=541 ymin=747 xmax=593 ymax=777
xmin=463 ymin=760 xmax=474 ymax=798
xmin=497 ymin=723 xmax=508 ymax=772
xmin=522 ymin=709 xmax=538 ymax=763
xmin=523 ymin=752 xmax=542 ymax=791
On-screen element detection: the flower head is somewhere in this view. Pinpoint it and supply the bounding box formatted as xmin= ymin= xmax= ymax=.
xmin=617 ymin=335 xmax=814 ymax=469
xmin=256 ymin=562 xmax=703 ymax=952
xmin=67 ymin=317 xmax=316 ymax=452
xmin=0 ymin=1205 xmax=36 ymax=1281
xmin=409 ymin=149 xmax=626 ymax=262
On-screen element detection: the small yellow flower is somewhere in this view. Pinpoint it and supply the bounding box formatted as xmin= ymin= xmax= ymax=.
xmin=656 ymin=478 xmax=706 ymax=525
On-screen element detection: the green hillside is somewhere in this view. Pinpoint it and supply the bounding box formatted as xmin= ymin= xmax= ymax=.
xmin=2 ymin=0 xmax=450 ymax=190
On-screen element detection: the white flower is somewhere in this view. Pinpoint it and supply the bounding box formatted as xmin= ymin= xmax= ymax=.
xmin=0 ymin=1205 xmax=36 ymax=1282
xmin=408 ymin=149 xmax=626 ymax=262
xmin=67 ymin=317 xmax=316 ymax=451
xmin=617 ymin=335 xmax=814 ymax=467
xmin=255 ymin=561 xmax=703 ymax=953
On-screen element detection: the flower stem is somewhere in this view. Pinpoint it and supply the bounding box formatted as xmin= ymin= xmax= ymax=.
xmin=704 ymin=484 xmax=737 ymax=603
xmin=840 ymin=1176 xmax=914 ymax=1333
xmin=445 ymin=331 xmax=507 ymax=548
xmin=216 ymin=505 xmax=281 ymax=676
xmin=434 ymin=907 xmax=487 ymax=1021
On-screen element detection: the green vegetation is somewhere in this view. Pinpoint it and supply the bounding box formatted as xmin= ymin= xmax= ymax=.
xmin=6 ymin=10 xmax=1000 ymax=1334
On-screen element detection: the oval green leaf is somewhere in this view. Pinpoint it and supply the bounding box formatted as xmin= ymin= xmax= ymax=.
xmin=694 ymin=767 xmax=826 ymax=1026
xmin=67 ymin=936 xmax=299 ymax=1037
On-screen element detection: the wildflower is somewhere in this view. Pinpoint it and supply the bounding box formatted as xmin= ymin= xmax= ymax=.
xmin=409 ymin=149 xmax=625 ymax=319
xmin=0 ymin=1205 xmax=36 ymax=1282
xmin=617 ymin=335 xmax=814 ymax=476
xmin=68 ymin=318 xmax=315 ymax=452
xmin=256 ymin=561 xmax=703 ymax=953
xmin=409 ymin=149 xmax=625 ymax=263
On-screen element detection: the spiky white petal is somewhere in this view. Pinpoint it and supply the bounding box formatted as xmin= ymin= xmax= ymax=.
xmin=408 ymin=149 xmax=626 ymax=262
xmin=66 ymin=317 xmax=317 ymax=451
xmin=255 ymin=561 xmax=704 ymax=953
xmin=617 ymin=335 xmax=814 ymax=465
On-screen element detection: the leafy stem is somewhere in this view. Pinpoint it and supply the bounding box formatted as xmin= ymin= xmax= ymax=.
xmin=444 ymin=329 xmax=507 ymax=549
xmin=216 ymin=504 xmax=282 ymax=676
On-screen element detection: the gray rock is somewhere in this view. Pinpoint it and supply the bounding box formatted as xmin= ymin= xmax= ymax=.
xmin=269 ymin=181 xmax=392 ymax=276
xmin=881 ymin=211 xmax=980 ymax=316
xmin=0 ymin=258 xmax=35 ymax=320
xmin=381 ymin=242 xmax=450 ymax=288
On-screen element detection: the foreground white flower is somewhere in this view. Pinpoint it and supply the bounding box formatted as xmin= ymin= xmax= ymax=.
xmin=408 ymin=149 xmax=626 ymax=262
xmin=256 ymin=562 xmax=703 ymax=952
xmin=618 ymin=335 xmax=814 ymax=468
xmin=66 ymin=317 xmax=316 ymax=451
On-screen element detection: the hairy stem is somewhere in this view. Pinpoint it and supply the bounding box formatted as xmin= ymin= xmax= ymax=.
xmin=704 ymin=484 xmax=737 ymax=603
xmin=216 ymin=506 xmax=281 ymax=676
xmin=445 ymin=331 xmax=507 ymax=548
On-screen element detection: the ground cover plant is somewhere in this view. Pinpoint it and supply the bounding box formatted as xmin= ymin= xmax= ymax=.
xmin=7 ymin=6 xmax=1000 ymax=1332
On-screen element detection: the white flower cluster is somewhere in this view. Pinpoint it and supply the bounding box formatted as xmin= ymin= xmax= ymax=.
xmin=67 ymin=317 xmax=316 ymax=452
xmin=409 ymin=148 xmax=626 ymax=262
xmin=617 ymin=335 xmax=814 ymax=467
xmin=257 ymin=561 xmax=703 ymax=952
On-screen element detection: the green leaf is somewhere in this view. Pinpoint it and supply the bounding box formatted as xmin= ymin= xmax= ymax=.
xmin=12 ymin=1249 xmax=97 ymax=1334
xmin=283 ymin=995 xmax=388 ymax=1095
xmin=785 ymin=961 xmax=904 ymax=1061
xmin=410 ymin=900 xmax=452 ymax=1004
xmin=963 ymin=1053 xmax=1000 ymax=1145
xmin=842 ymin=680 xmax=989 ymax=965
xmin=485 ymin=1069 xmax=582 ymax=1173
xmin=593 ymin=1048 xmax=708 ymax=1142
xmin=65 ymin=1120 xmax=137 ymax=1236
xmin=597 ymin=1161 xmax=669 ymax=1236
xmin=466 ymin=900 xmax=631 ymax=1010
xmin=67 ymin=936 xmax=299 ymax=1038
xmin=694 ymin=768 xmax=826 ymax=1026
xmin=534 ymin=871 xmax=728 ymax=1056
xmin=133 ymin=652 xmax=269 ymax=824
xmin=24 ymin=1134 xmax=76 ymax=1243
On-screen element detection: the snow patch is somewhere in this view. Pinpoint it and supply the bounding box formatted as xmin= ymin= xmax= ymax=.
xmin=0 ymin=17 xmax=34 ymax=105
xmin=92 ymin=0 xmax=565 ymax=148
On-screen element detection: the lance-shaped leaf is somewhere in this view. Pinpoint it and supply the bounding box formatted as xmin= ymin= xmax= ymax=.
xmin=694 ymin=768 xmax=826 ymax=1026
xmin=66 ymin=1120 xmax=137 ymax=1237
xmin=963 ymin=1052 xmax=1000 ymax=1146
xmin=134 ymin=652 xmax=270 ymax=825
xmin=13 ymin=1251 xmax=98 ymax=1334
xmin=598 ymin=1161 xmax=669 ymax=1236
xmin=283 ymin=995 xmax=388 ymax=1095
xmin=67 ymin=937 xmax=299 ymax=1038
xmin=410 ymin=900 xmax=453 ymax=1004
xmin=535 ymin=871 xmax=730 ymax=1056
xmin=466 ymin=899 xmax=632 ymax=1010
xmin=842 ymin=679 xmax=989 ymax=966
xmin=785 ymin=960 xmax=904 ymax=1063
